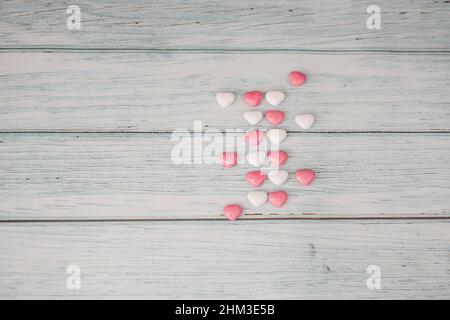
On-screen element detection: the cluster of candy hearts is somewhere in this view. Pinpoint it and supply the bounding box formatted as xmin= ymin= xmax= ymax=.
xmin=217 ymin=89 xmax=289 ymax=108
xmin=216 ymin=70 xmax=306 ymax=108
xmin=244 ymin=110 xmax=314 ymax=130
xmin=241 ymin=151 xmax=288 ymax=167
xmin=244 ymin=110 xmax=284 ymax=125
xmin=246 ymin=169 xmax=316 ymax=187
xmin=217 ymin=90 xmax=286 ymax=108
xmin=246 ymin=150 xmax=288 ymax=167
xmin=247 ymin=191 xmax=288 ymax=208
xmin=237 ymin=70 xmax=307 ymax=107
xmin=224 ymin=169 xmax=316 ymax=220
xmin=216 ymin=71 xmax=313 ymax=130
xmin=245 ymin=170 xmax=289 ymax=188
xmin=244 ymin=90 xmax=285 ymax=107
xmin=220 ymin=70 xmax=312 ymax=221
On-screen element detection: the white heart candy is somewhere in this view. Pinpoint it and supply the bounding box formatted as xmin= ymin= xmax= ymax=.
xmin=247 ymin=191 xmax=267 ymax=208
xmin=268 ymin=170 xmax=289 ymax=186
xmin=295 ymin=114 xmax=315 ymax=130
xmin=265 ymin=91 xmax=285 ymax=106
xmin=216 ymin=92 xmax=235 ymax=108
xmin=244 ymin=110 xmax=263 ymax=125
xmin=267 ymin=128 xmax=287 ymax=144
xmin=246 ymin=151 xmax=267 ymax=167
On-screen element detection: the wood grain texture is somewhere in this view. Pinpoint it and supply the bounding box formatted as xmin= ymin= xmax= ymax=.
xmin=1 ymin=52 xmax=450 ymax=132
xmin=0 ymin=220 xmax=448 ymax=299
xmin=1 ymin=133 xmax=449 ymax=220
xmin=0 ymin=0 xmax=449 ymax=50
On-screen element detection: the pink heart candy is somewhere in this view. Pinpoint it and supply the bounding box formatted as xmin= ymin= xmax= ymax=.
xmin=289 ymin=71 xmax=307 ymax=87
xmin=223 ymin=204 xmax=243 ymax=221
xmin=245 ymin=170 xmax=266 ymax=187
xmin=245 ymin=130 xmax=264 ymax=145
xmin=221 ymin=152 xmax=238 ymax=168
xmin=268 ymin=191 xmax=288 ymax=208
xmin=266 ymin=110 xmax=285 ymax=125
xmin=244 ymin=91 xmax=264 ymax=107
xmin=267 ymin=151 xmax=288 ymax=166
xmin=295 ymin=169 xmax=316 ymax=186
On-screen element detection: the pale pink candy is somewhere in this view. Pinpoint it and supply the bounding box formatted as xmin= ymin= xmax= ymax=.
xmin=268 ymin=191 xmax=288 ymax=208
xmin=245 ymin=130 xmax=264 ymax=145
xmin=265 ymin=110 xmax=285 ymax=125
xmin=244 ymin=91 xmax=264 ymax=107
xmin=295 ymin=169 xmax=316 ymax=186
xmin=267 ymin=151 xmax=288 ymax=166
xmin=245 ymin=170 xmax=266 ymax=187
xmin=221 ymin=152 xmax=238 ymax=168
xmin=223 ymin=204 xmax=243 ymax=221
xmin=289 ymin=71 xmax=307 ymax=87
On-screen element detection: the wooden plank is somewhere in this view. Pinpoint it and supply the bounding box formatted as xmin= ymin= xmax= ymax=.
xmin=1 ymin=133 xmax=449 ymax=220
xmin=0 ymin=0 xmax=449 ymax=50
xmin=1 ymin=52 xmax=450 ymax=132
xmin=0 ymin=220 xmax=448 ymax=299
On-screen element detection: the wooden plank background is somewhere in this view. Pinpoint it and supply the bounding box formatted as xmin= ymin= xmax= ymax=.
xmin=0 ymin=0 xmax=449 ymax=299
xmin=0 ymin=220 xmax=449 ymax=299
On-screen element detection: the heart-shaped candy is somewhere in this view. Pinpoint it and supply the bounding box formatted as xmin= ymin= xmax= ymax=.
xmin=267 ymin=128 xmax=287 ymax=145
xmin=265 ymin=91 xmax=285 ymax=106
xmin=267 ymin=151 xmax=288 ymax=167
xmin=295 ymin=114 xmax=315 ymax=130
xmin=244 ymin=91 xmax=264 ymax=107
xmin=245 ymin=130 xmax=264 ymax=145
xmin=295 ymin=169 xmax=316 ymax=186
xmin=216 ymin=92 xmax=235 ymax=108
xmin=221 ymin=152 xmax=238 ymax=168
xmin=246 ymin=170 xmax=266 ymax=187
xmin=266 ymin=110 xmax=285 ymax=125
xmin=244 ymin=110 xmax=263 ymax=125
xmin=246 ymin=151 xmax=267 ymax=167
xmin=289 ymin=71 xmax=307 ymax=87
xmin=247 ymin=191 xmax=267 ymax=208
xmin=268 ymin=191 xmax=288 ymax=208
xmin=223 ymin=204 xmax=243 ymax=221
xmin=268 ymin=170 xmax=289 ymax=186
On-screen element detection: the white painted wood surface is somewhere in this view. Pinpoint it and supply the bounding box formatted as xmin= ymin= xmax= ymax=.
xmin=1 ymin=52 xmax=450 ymax=132
xmin=0 ymin=0 xmax=449 ymax=50
xmin=1 ymin=133 xmax=450 ymax=220
xmin=0 ymin=220 xmax=448 ymax=299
